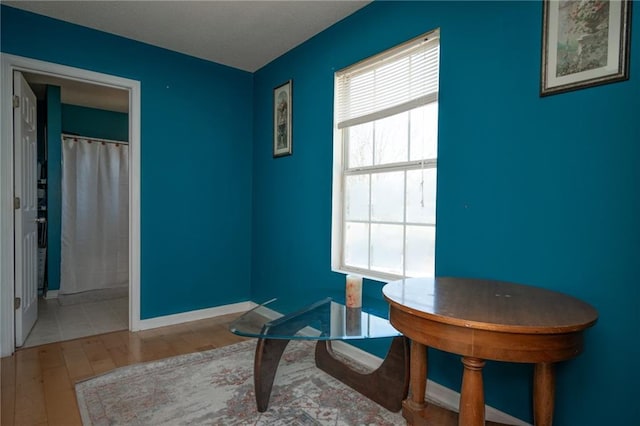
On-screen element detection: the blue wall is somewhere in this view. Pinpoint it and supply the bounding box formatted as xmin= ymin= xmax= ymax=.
xmin=1 ymin=5 xmax=254 ymax=317
xmin=252 ymin=1 xmax=639 ymax=425
xmin=62 ymin=104 xmax=129 ymax=141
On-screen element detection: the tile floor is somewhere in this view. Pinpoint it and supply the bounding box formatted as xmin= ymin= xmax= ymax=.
xmin=23 ymin=294 xmax=128 ymax=348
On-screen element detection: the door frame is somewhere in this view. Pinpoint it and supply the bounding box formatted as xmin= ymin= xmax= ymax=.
xmin=0 ymin=53 xmax=142 ymax=356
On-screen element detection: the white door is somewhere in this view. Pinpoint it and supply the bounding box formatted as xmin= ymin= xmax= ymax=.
xmin=14 ymin=71 xmax=38 ymax=347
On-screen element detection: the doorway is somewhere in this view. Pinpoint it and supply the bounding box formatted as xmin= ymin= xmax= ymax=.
xmin=0 ymin=53 xmax=141 ymax=357
xmin=23 ymin=72 xmax=129 ymax=348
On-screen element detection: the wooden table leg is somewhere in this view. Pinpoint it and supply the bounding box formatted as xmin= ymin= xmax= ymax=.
xmin=533 ymin=362 xmax=555 ymax=426
xmin=402 ymin=341 xmax=427 ymax=425
xmin=253 ymin=337 xmax=291 ymax=412
xmin=460 ymin=356 xmax=486 ymax=426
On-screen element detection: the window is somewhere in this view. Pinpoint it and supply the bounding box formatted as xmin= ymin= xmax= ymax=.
xmin=332 ymin=29 xmax=440 ymax=281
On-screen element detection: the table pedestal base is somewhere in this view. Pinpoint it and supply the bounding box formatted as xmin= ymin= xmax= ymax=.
xmin=254 ymin=335 xmax=409 ymax=412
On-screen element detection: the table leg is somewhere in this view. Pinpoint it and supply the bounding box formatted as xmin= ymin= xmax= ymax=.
xmin=533 ymin=362 xmax=555 ymax=426
xmin=254 ymin=337 xmax=291 ymax=412
xmin=402 ymin=341 xmax=427 ymax=425
xmin=459 ymin=357 xmax=486 ymax=426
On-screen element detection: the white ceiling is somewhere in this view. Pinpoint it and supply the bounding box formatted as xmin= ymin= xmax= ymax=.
xmin=5 ymin=0 xmax=371 ymax=72
xmin=6 ymin=0 xmax=369 ymax=112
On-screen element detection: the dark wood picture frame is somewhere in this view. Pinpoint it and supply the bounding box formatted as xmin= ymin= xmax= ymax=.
xmin=273 ymin=80 xmax=292 ymax=157
xmin=541 ymin=0 xmax=632 ymax=96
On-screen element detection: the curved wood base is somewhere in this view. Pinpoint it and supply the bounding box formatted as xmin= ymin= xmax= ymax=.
xmin=254 ymin=337 xmax=292 ymax=412
xmin=315 ymin=336 xmax=410 ymax=412
xmin=253 ymin=336 xmax=409 ymax=413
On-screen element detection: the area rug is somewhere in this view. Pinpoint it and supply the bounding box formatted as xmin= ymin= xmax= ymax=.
xmin=75 ymin=340 xmax=404 ymax=425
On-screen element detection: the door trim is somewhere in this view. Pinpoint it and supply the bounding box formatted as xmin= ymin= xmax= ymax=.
xmin=0 ymin=53 xmax=142 ymax=356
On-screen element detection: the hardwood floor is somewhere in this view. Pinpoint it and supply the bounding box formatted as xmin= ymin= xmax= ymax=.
xmin=1 ymin=312 xmax=508 ymax=426
xmin=1 ymin=313 xmax=248 ymax=426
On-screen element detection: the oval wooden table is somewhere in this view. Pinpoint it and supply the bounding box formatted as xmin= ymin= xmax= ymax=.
xmin=383 ymin=277 xmax=598 ymax=426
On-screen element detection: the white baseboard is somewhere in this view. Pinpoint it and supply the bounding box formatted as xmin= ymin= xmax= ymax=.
xmin=331 ymin=340 xmax=531 ymax=426
xmin=44 ymin=290 xmax=59 ymax=299
xmin=135 ymin=301 xmax=256 ymax=331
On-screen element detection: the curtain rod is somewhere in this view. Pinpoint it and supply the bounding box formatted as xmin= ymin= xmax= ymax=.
xmin=62 ymin=133 xmax=128 ymax=145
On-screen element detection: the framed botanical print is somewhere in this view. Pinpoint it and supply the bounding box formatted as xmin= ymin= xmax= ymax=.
xmin=273 ymin=80 xmax=292 ymax=157
xmin=541 ymin=0 xmax=631 ymax=96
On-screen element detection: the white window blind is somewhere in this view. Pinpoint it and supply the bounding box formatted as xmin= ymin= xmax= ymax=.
xmin=335 ymin=29 xmax=440 ymax=130
xmin=332 ymin=28 xmax=440 ymax=281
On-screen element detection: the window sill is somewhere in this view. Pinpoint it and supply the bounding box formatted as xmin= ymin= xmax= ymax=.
xmin=332 ymin=266 xmax=404 ymax=285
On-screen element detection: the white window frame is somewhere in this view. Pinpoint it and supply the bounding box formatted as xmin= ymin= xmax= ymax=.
xmin=331 ymin=29 xmax=440 ymax=282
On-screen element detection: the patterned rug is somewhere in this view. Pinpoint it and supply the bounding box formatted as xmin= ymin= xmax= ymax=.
xmin=75 ymin=340 xmax=405 ymax=425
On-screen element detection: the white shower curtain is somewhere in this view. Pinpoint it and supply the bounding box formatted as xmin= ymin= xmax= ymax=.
xmin=61 ymin=136 xmax=129 ymax=294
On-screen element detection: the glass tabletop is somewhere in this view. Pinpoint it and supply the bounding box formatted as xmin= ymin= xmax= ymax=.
xmin=229 ymin=297 xmax=401 ymax=340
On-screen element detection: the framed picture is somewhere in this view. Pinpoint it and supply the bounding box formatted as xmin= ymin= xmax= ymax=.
xmin=541 ymin=0 xmax=631 ymax=96
xmin=273 ymin=80 xmax=292 ymax=157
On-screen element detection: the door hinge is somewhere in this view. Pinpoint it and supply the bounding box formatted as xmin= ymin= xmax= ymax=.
xmin=14 ymin=197 xmax=20 ymax=210
xmin=14 ymin=297 xmax=21 ymax=310
xmin=12 ymin=95 xmax=19 ymax=109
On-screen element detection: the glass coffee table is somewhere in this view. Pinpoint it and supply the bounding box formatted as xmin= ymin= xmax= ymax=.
xmin=229 ymin=297 xmax=409 ymax=412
